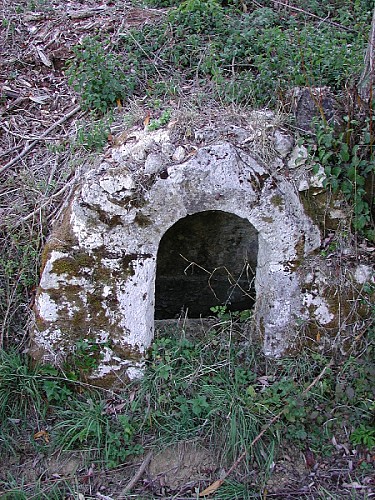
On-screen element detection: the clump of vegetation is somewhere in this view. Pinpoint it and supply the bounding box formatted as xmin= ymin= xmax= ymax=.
xmin=67 ymin=1 xmax=370 ymax=110
xmin=0 ymin=316 xmax=373 ymax=497
xmin=308 ymin=115 xmax=375 ymax=239
xmin=66 ymin=37 xmax=129 ymax=113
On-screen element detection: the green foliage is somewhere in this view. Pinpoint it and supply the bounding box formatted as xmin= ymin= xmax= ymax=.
xmin=0 ymin=351 xmax=74 ymax=421
xmin=210 ymin=305 xmax=253 ymax=322
xmin=168 ymin=0 xmax=225 ymax=35
xmin=0 ymin=351 xmax=45 ymax=420
xmin=73 ymin=114 xmax=112 ymax=151
xmin=350 ymin=424 xmax=375 ymax=449
xmin=309 ymin=118 xmax=375 ymax=239
xmin=143 ymin=0 xmax=183 ymax=5
xmin=63 ymin=338 xmax=112 ymax=380
xmin=54 ymin=396 xmax=143 ymax=467
xmin=116 ymin=1 xmax=366 ymax=107
xmin=40 ymin=365 xmax=73 ymax=405
xmin=136 ymin=326 xmax=374 ymax=465
xmin=0 ymin=229 xmax=41 ymax=347
xmin=66 ymin=37 xmax=127 ymax=113
xmin=136 ymin=331 xmax=264 ymax=467
xmin=148 ymin=109 xmax=172 ymax=130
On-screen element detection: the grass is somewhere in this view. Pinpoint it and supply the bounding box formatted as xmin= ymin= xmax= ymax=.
xmin=0 ymin=315 xmax=373 ymax=497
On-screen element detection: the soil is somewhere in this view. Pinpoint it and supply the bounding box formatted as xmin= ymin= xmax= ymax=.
xmin=1 ymin=425 xmax=373 ymax=498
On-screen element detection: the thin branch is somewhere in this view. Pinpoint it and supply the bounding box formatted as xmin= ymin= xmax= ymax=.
xmin=0 ymin=105 xmax=81 ymax=175
xmin=263 ymin=1 xmax=355 ymax=33
xmin=15 ymin=178 xmax=75 ymax=227
xmin=118 ymin=451 xmax=153 ymax=497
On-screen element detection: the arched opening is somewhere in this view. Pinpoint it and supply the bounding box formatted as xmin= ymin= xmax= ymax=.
xmin=155 ymin=211 xmax=258 ymax=319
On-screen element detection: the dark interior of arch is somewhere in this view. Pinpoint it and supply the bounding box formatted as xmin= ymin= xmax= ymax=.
xmin=155 ymin=210 xmax=258 ymax=319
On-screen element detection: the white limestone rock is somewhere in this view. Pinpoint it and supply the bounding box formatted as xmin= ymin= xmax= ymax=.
xmin=274 ymin=130 xmax=293 ymax=157
xmin=288 ymin=145 xmax=308 ymax=169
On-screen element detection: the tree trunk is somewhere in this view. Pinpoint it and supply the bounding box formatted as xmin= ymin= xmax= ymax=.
xmin=358 ymin=7 xmax=375 ymax=102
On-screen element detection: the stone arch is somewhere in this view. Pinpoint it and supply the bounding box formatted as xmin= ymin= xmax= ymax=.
xmin=155 ymin=210 xmax=258 ymax=319
xmin=32 ymin=141 xmax=321 ymax=382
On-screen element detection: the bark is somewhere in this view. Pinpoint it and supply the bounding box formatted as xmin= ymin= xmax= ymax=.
xmin=358 ymin=7 xmax=375 ymax=102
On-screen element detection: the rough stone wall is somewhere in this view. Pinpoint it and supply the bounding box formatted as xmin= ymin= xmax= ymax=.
xmin=31 ymin=111 xmax=373 ymax=385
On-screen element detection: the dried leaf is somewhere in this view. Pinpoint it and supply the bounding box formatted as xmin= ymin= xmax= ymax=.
xmin=29 ymin=95 xmax=49 ymax=104
xmin=34 ymin=430 xmax=49 ymax=443
xmin=36 ymin=47 xmax=52 ymax=67
xmin=143 ymin=111 xmax=151 ymax=127
xmin=342 ymin=481 xmax=365 ymax=489
xmin=199 ymin=479 xmax=223 ymax=497
xmin=116 ymin=98 xmax=122 ymax=108
xmin=304 ymin=449 xmax=316 ymax=468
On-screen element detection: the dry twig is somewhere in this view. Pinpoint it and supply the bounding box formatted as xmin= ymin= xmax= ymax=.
xmin=119 ymin=451 xmax=153 ymax=497
xmin=0 ymin=105 xmax=81 ymax=175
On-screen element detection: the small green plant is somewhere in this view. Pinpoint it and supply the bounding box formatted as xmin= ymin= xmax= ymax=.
xmin=66 ymin=37 xmax=128 ymax=113
xmin=0 ymin=350 xmax=45 ymax=420
xmin=210 ymin=305 xmax=253 ymax=322
xmin=168 ymin=0 xmax=226 ymax=35
xmin=73 ymin=114 xmax=112 ymax=151
xmin=309 ymin=118 xmax=375 ymax=240
xmin=40 ymin=365 xmax=73 ymax=405
xmin=63 ymin=338 xmax=111 ymax=380
xmin=0 ymin=231 xmax=41 ymax=347
xmin=148 ymin=109 xmax=172 ymax=130
xmin=350 ymin=424 xmax=375 ymax=449
xmin=54 ymin=396 xmax=143 ymax=467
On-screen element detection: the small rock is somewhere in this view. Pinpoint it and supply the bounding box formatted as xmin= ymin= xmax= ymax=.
xmin=328 ymin=209 xmax=346 ymax=219
xmin=274 ymin=130 xmax=293 ymax=157
xmin=354 ymin=264 xmax=373 ymax=284
xmin=99 ymin=172 xmax=135 ymax=194
xmin=172 ymin=146 xmax=186 ymax=162
xmin=131 ymin=147 xmax=147 ymax=162
xmin=144 ymin=153 xmax=165 ymax=175
xmin=298 ymin=178 xmax=309 ymax=191
xmin=161 ymin=141 xmax=175 ymax=158
xmin=288 ymin=145 xmax=308 ymax=169
xmin=310 ymin=165 xmax=325 ymax=188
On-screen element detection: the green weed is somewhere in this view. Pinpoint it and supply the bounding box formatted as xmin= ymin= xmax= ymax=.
xmin=53 ymin=396 xmax=143 ymax=467
xmin=148 ymin=109 xmax=172 ymax=130
xmin=66 ymin=37 xmax=128 ymax=113
xmin=0 ymin=350 xmax=45 ymax=421
xmin=62 ymin=338 xmax=112 ymax=382
xmin=116 ymin=1 xmax=366 ymax=107
xmin=350 ymin=423 xmax=375 ymax=449
xmin=309 ymin=118 xmax=375 ymax=239
xmin=72 ymin=114 xmax=112 ymax=151
xmin=0 ymin=229 xmax=41 ymax=348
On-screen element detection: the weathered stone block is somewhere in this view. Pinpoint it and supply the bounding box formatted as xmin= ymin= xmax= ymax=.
xmin=30 ymin=113 xmax=373 ymax=385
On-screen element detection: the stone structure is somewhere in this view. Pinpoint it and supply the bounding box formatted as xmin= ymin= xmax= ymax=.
xmin=31 ymin=111 xmax=373 ymax=384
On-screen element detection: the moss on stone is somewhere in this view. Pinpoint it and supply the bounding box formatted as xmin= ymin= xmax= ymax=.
xmin=87 ymin=292 xmax=106 ymax=318
xmin=51 ymin=252 xmax=95 ymax=278
xmin=261 ymin=216 xmax=274 ymax=223
xmin=134 ymin=211 xmax=152 ymax=227
xmin=71 ymin=309 xmax=87 ymax=329
xmin=97 ymin=209 xmax=123 ymax=228
xmin=51 ymin=257 xmax=81 ymax=277
xmin=270 ymin=194 xmax=284 ymax=208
